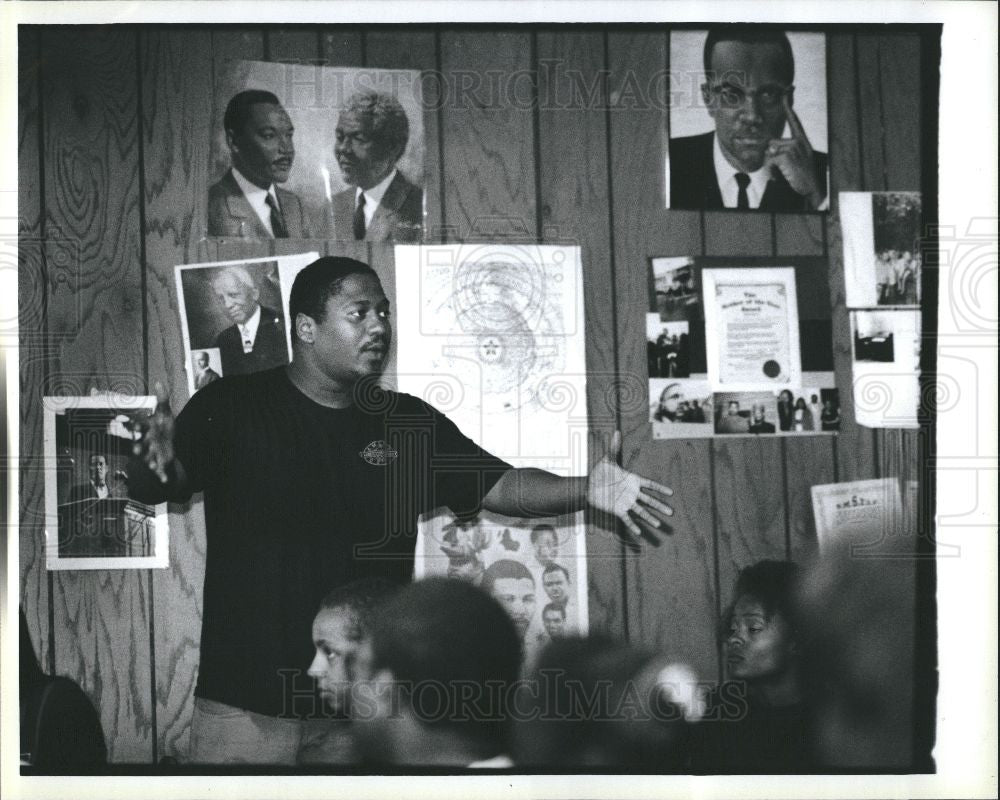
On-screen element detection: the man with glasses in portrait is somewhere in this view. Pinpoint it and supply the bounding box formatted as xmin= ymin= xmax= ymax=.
xmin=669 ymin=26 xmax=828 ymax=212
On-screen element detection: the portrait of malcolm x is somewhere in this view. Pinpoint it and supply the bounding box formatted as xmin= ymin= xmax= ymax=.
xmin=668 ymin=26 xmax=829 ymax=212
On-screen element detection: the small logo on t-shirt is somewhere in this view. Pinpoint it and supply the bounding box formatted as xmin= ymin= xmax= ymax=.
xmin=360 ymin=440 xmax=399 ymax=466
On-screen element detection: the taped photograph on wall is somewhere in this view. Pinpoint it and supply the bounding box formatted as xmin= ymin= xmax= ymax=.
xmin=174 ymin=252 xmax=319 ymax=396
xmin=415 ymin=511 xmax=588 ymax=665
xmin=650 ymin=256 xmax=700 ymax=322
xmin=703 ymin=267 xmax=802 ymax=392
xmin=840 ymin=191 xmax=922 ymax=307
xmin=851 ymin=309 xmax=921 ymax=428
xmin=650 ymin=378 xmax=714 ymax=439
xmin=646 ymin=315 xmax=691 ymax=378
xmin=43 ymin=395 xmax=168 ymax=570
xmin=209 ymin=62 xmax=425 ymax=242
xmin=667 ymin=28 xmax=829 ymax=212
xmin=395 ymin=243 xmax=589 ymax=662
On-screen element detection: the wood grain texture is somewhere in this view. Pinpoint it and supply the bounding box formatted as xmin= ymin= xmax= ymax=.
xmin=784 ymin=436 xmax=836 ymax=564
xmin=365 ymin=28 xmax=442 ymax=241
xmin=712 ymin=437 xmax=788 ymax=606
xmin=876 ymin=35 xmax=922 ymax=191
xmin=704 ymin=211 xmax=774 ymax=256
xmin=18 ymin=26 xmax=52 ymax=673
xmin=607 ymin=30 xmax=717 ymax=674
xmin=439 ymin=30 xmax=537 ymax=239
xmin=855 ymin=35 xmax=887 ymax=192
xmin=139 ymin=29 xmax=216 ymax=761
xmin=267 ymin=29 xmax=321 ymax=63
xmin=825 ymin=34 xmax=877 ymax=482
xmin=775 ymin=214 xmax=825 ymax=256
xmin=826 ymin=34 xmax=862 ymax=194
xmin=535 ymin=30 xmax=621 ymax=637
xmin=320 ymin=28 xmax=364 ymax=66
xmin=634 ymin=440 xmax=718 ymax=684
xmin=42 ymin=26 xmax=153 ymax=763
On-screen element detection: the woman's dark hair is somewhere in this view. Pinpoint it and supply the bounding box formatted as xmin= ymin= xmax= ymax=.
xmin=719 ymin=560 xmax=800 ymax=642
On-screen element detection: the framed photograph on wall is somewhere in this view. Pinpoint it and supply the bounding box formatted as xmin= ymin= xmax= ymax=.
xmin=667 ymin=28 xmax=829 ymax=212
xmin=44 ymin=395 xmax=169 ymax=570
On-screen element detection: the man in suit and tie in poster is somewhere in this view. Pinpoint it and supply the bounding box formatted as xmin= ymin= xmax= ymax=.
xmin=208 ymin=90 xmax=312 ymax=238
xmin=212 ymin=265 xmax=288 ymax=377
xmin=331 ymin=90 xmax=423 ymax=242
xmin=669 ymin=26 xmax=828 ymax=212
xmin=193 ymin=351 xmax=221 ymax=391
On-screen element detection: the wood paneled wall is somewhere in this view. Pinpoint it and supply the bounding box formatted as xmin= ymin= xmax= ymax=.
xmin=18 ymin=24 xmax=932 ymax=762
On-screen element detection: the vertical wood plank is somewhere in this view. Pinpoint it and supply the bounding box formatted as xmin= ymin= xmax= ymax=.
xmin=703 ymin=211 xmax=773 ymax=256
xmin=536 ymin=30 xmax=623 ymax=637
xmin=42 ymin=26 xmax=153 ymax=762
xmin=877 ymin=35 xmax=922 ymax=190
xmin=366 ymin=28 xmax=443 ymax=241
xmin=775 ymin=214 xmax=825 ymax=256
xmin=784 ymin=436 xmax=836 ymax=564
xmin=439 ymin=30 xmax=536 ymax=239
xmin=18 ymin=25 xmax=52 ymax=672
xmin=267 ymin=29 xmax=320 ymax=63
xmin=140 ymin=28 xmax=215 ymax=761
xmin=320 ymin=28 xmax=364 ymax=66
xmin=827 ymin=34 xmax=862 ymax=194
xmin=607 ymin=29 xmax=717 ymax=678
xmin=712 ymin=438 xmax=787 ymax=608
xmin=827 ymin=33 xmax=877 ymax=481
xmin=855 ymin=35 xmax=886 ymax=192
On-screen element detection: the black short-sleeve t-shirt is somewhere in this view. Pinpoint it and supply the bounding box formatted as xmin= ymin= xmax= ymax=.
xmin=173 ymin=367 xmax=511 ymax=717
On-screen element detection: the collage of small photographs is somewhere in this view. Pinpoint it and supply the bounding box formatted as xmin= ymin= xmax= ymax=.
xmin=647 ymin=256 xmax=839 ymax=440
xmin=842 ymin=191 xmax=924 ymax=429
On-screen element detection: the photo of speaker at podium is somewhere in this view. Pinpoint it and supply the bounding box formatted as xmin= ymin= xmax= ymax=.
xmin=44 ymin=396 xmax=169 ymax=570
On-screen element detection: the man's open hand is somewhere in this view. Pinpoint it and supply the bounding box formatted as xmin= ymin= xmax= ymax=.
xmin=765 ymin=96 xmax=824 ymax=209
xmin=587 ymin=431 xmax=674 ymax=539
xmin=130 ymin=382 xmax=176 ymax=484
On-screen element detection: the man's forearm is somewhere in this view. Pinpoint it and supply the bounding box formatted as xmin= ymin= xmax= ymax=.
xmin=481 ymin=468 xmax=588 ymax=519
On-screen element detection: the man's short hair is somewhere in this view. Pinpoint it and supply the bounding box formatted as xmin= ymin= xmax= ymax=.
xmin=542 ymin=602 xmax=566 ymax=620
xmin=343 ymin=90 xmax=410 ymax=161
xmin=367 ymin=578 xmax=522 ymax=750
xmin=288 ymin=257 xmax=381 ymax=340
xmin=223 ymin=89 xmax=283 ymax=138
xmin=317 ymin=577 xmax=400 ymax=635
xmin=212 ymin=265 xmax=257 ymax=293
xmin=542 ymin=563 xmax=570 ymax=582
xmin=481 ymin=559 xmax=535 ymax=595
xmin=529 ymin=524 xmax=557 ymax=544
xmin=702 ymin=26 xmax=795 ymax=84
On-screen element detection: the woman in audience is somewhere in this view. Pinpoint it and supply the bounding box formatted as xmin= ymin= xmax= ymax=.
xmin=691 ymin=560 xmax=814 ymax=772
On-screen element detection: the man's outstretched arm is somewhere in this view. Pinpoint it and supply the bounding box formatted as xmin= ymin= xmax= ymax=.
xmin=482 ymin=432 xmax=674 ymax=539
xmin=127 ymin=383 xmax=193 ymax=505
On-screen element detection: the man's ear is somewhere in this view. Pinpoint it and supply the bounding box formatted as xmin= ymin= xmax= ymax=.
xmin=295 ymin=313 xmax=316 ymax=345
xmin=225 ymin=128 xmax=239 ymax=155
xmin=787 ymin=85 xmax=796 ymax=110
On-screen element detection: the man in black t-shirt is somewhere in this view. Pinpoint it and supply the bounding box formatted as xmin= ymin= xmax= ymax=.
xmin=129 ymin=256 xmax=675 ymax=764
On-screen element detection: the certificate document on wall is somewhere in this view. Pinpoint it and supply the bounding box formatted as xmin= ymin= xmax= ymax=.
xmin=810 ymin=478 xmax=903 ymax=557
xmin=702 ymin=267 xmax=802 ymax=391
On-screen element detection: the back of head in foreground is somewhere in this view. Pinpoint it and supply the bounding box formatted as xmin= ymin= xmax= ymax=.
xmin=353 ymin=577 xmax=523 ymax=766
xmin=514 ymin=635 xmax=692 ymax=769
